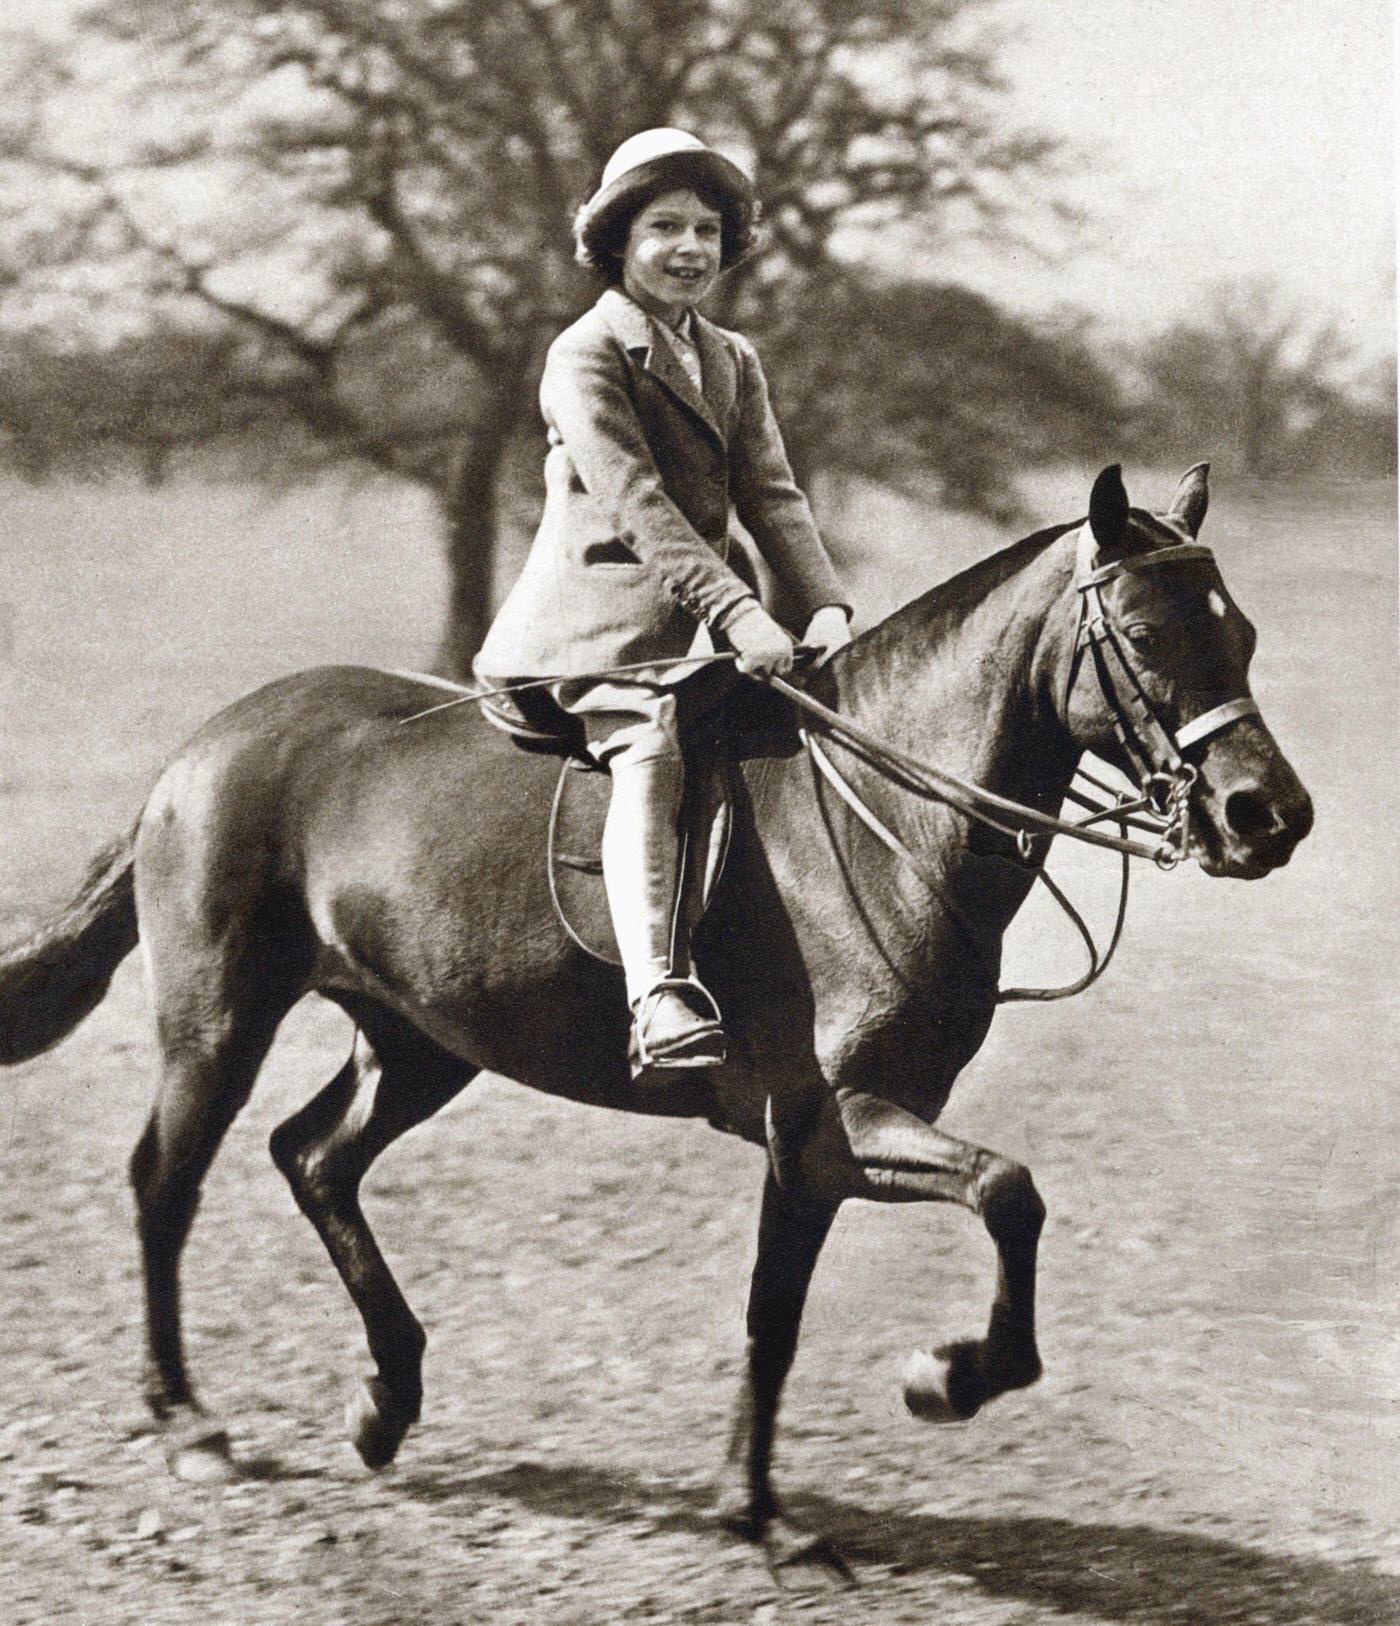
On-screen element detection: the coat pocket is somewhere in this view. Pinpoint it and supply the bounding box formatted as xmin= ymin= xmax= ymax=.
xmin=581 ymin=536 xmax=644 ymax=568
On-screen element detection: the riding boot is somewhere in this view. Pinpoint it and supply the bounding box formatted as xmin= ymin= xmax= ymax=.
xmin=600 ymin=752 xmax=726 ymax=1076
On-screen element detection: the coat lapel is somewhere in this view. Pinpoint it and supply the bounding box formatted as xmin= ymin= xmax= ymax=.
xmin=694 ymin=312 xmax=738 ymax=437
xmin=597 ymin=288 xmax=727 ymax=446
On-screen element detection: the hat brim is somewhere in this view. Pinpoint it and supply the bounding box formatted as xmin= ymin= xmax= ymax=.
xmin=575 ymin=150 xmax=754 ymax=255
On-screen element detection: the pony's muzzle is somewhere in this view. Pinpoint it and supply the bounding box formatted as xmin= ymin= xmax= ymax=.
xmin=1195 ymin=756 xmax=1313 ymax=877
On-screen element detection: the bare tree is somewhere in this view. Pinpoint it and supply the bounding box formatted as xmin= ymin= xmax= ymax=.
xmin=787 ymin=279 xmax=1122 ymax=521
xmin=4 ymin=0 xmax=1069 ymax=672
xmin=1134 ymin=279 xmax=1356 ymax=479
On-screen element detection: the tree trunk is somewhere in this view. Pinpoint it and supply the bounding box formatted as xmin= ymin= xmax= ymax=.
xmin=1242 ymin=391 xmax=1268 ymax=479
xmin=140 ymin=440 xmax=171 ymax=487
xmin=434 ymin=351 xmax=539 ymax=676
xmin=434 ymin=428 xmax=508 ymax=679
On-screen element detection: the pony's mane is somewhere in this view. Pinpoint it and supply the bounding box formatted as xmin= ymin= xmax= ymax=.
xmin=919 ymin=519 xmax=1078 ymax=615
xmin=849 ymin=503 xmax=1192 ymax=668
xmin=853 ymin=517 xmax=1081 ymax=659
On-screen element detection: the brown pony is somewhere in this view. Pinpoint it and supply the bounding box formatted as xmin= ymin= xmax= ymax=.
xmin=0 ymin=465 xmax=1311 ymax=1565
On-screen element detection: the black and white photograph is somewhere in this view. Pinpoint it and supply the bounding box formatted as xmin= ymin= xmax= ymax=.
xmin=0 ymin=2 xmax=1394 ymax=1622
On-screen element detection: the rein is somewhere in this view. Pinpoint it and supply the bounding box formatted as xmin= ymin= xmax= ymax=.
xmin=800 ymin=727 xmax=1132 ymax=1002
xmin=769 ymin=676 xmax=1183 ymax=865
xmin=771 ymin=531 xmax=1260 ymax=869
xmin=397 ymin=529 xmax=1260 ymax=1004
xmin=766 ymin=530 xmax=1261 ymax=1002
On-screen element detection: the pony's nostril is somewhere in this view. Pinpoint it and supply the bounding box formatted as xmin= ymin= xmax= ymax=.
xmin=1224 ymin=788 xmax=1280 ymax=840
xmin=1291 ymin=793 xmax=1315 ymax=842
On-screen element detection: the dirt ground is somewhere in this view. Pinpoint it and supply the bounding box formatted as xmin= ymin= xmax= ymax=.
xmin=1 ymin=470 xmax=1396 ymax=1625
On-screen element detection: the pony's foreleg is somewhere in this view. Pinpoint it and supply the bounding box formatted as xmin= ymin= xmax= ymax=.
xmin=835 ymin=1093 xmax=1046 ymax=1423
xmin=715 ymin=1169 xmax=842 ymax=1567
xmin=269 ymin=1021 xmax=475 ymax=1469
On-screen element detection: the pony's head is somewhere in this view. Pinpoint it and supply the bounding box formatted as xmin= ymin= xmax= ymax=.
xmin=1062 ymin=464 xmax=1313 ymax=878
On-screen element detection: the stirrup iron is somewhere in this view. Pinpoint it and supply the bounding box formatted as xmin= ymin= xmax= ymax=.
xmin=629 ymin=976 xmax=727 ymax=1077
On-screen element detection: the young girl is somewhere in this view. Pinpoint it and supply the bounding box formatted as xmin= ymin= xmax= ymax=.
xmin=474 ymin=127 xmax=851 ymax=1078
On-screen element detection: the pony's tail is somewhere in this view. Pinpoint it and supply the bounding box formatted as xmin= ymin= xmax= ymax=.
xmin=0 ymin=830 xmax=139 ymax=1065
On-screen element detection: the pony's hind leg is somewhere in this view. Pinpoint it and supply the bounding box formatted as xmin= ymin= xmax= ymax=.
xmin=268 ymin=1007 xmax=476 ymax=1469
xmin=130 ymin=999 xmax=285 ymax=1480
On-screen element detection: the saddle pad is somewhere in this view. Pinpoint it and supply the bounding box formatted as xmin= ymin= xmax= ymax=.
xmin=547 ymin=758 xmax=734 ymax=966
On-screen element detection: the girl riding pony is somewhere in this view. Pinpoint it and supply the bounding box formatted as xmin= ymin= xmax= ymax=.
xmin=475 ymin=128 xmax=851 ymax=1078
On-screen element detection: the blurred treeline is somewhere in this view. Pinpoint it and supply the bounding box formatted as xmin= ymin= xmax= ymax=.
xmin=1 ymin=1 xmax=1393 ymax=673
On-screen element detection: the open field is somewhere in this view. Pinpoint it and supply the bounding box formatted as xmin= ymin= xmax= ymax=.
xmin=1 ymin=469 xmax=1396 ymax=1624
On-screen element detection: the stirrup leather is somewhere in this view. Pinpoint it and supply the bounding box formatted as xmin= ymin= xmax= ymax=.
xmin=629 ymin=976 xmax=727 ymax=1073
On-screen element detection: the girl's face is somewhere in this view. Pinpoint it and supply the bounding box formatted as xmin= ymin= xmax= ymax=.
xmin=621 ymin=189 xmax=722 ymax=322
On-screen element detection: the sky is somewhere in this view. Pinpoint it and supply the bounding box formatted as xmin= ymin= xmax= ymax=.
xmin=7 ymin=0 xmax=1395 ymax=362
xmin=983 ymin=0 xmax=1395 ymax=362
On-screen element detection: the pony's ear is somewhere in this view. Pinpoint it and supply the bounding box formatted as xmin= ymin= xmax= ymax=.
xmin=1167 ymin=461 xmax=1210 ymax=538
xmin=1088 ymin=464 xmax=1130 ymax=552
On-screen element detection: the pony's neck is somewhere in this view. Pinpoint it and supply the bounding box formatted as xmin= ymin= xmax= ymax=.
xmin=831 ymin=523 xmax=1083 ymax=815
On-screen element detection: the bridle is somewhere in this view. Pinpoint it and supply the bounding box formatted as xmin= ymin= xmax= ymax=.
xmin=773 ymin=522 xmax=1263 ymax=1000
xmin=1065 ymin=524 xmax=1260 ymax=859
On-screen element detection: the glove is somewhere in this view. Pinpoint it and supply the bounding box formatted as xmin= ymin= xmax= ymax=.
xmin=724 ymin=601 xmax=796 ymax=677
xmin=802 ymin=604 xmax=853 ymax=666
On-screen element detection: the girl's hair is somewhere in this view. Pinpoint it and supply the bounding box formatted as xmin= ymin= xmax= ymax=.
xmin=573 ymin=163 xmax=762 ymax=283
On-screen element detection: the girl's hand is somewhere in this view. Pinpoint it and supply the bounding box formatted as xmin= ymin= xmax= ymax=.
xmin=726 ymin=602 xmax=796 ymax=677
xmin=802 ymin=604 xmax=853 ymax=666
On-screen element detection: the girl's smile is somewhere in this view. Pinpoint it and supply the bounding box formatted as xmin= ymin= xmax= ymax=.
xmin=622 ymin=189 xmax=722 ymax=324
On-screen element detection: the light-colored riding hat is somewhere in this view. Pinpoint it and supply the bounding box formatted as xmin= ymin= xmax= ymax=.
xmin=573 ymin=128 xmax=754 ymax=266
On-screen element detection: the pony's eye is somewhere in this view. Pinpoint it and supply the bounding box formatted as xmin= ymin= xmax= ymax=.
xmin=1125 ymin=624 xmax=1159 ymax=651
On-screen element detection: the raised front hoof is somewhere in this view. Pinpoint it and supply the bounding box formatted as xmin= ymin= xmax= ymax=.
xmin=902 ymin=1339 xmax=1042 ymax=1424
xmin=346 ymin=1376 xmax=414 ymax=1470
xmin=167 ymin=1426 xmax=238 ymax=1484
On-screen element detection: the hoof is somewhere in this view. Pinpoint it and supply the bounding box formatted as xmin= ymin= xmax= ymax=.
xmin=903 ymin=1337 xmax=1043 ymax=1423
xmin=168 ymin=1427 xmax=238 ymax=1484
xmin=346 ymin=1376 xmax=412 ymax=1470
xmin=716 ymin=1495 xmax=768 ymax=1544
xmin=902 ymin=1342 xmax=984 ymax=1423
xmin=716 ymin=1495 xmax=854 ymax=1587
xmin=763 ymin=1517 xmax=855 ymax=1587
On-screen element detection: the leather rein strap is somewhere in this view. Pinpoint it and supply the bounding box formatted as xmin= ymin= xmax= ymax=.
xmin=773 ymin=533 xmax=1262 ymax=867
xmin=771 ymin=531 xmax=1262 ymax=1002
xmin=400 ymin=530 xmax=1261 ymax=1004
xmin=770 ymin=674 xmax=1174 ymax=863
xmin=804 ymin=729 xmax=1132 ymax=1002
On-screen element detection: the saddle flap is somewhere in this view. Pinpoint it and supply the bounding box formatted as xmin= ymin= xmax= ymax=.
xmin=548 ymin=755 xmax=734 ymax=967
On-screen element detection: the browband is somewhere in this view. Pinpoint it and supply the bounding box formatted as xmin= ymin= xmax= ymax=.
xmin=1077 ymin=542 xmax=1217 ymax=590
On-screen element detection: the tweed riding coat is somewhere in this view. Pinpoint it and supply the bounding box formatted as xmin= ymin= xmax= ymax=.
xmin=474 ymin=288 xmax=846 ymax=683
